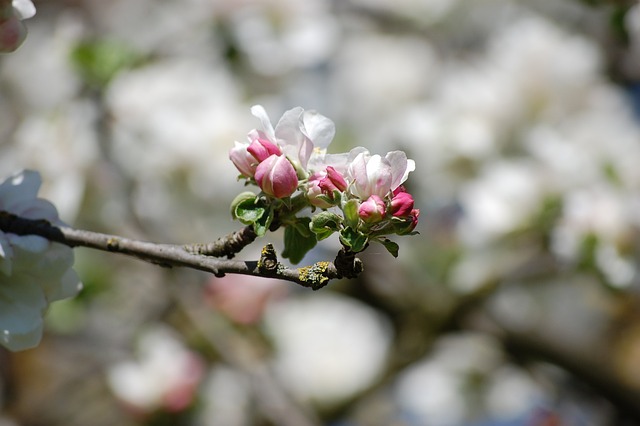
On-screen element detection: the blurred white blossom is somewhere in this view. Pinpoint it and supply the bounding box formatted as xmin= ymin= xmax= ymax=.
xmin=107 ymin=59 xmax=246 ymax=201
xmin=11 ymin=0 xmax=34 ymax=20
xmin=224 ymin=0 xmax=339 ymax=75
xmin=0 ymin=170 xmax=81 ymax=351
xmin=395 ymin=333 xmax=543 ymax=425
xmin=264 ymin=293 xmax=391 ymax=405
xmin=197 ymin=367 xmax=251 ymax=426
xmin=457 ymin=161 xmax=544 ymax=246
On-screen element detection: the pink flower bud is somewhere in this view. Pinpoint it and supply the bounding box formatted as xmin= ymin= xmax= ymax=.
xmin=229 ymin=141 xmax=257 ymax=177
xmin=254 ymin=154 xmax=298 ymax=198
xmin=247 ymin=130 xmax=282 ymax=162
xmin=396 ymin=208 xmax=420 ymax=234
xmin=319 ymin=166 xmax=348 ymax=193
xmin=306 ymin=166 xmax=348 ymax=208
xmin=407 ymin=209 xmax=420 ymax=232
xmin=358 ymin=195 xmax=386 ymax=223
xmin=306 ymin=177 xmax=331 ymax=208
xmin=390 ymin=187 xmax=414 ymax=217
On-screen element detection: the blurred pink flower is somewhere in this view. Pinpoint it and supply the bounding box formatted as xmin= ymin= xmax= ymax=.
xmin=107 ymin=327 xmax=205 ymax=415
xmin=0 ymin=0 xmax=35 ymax=52
xmin=205 ymin=275 xmax=286 ymax=325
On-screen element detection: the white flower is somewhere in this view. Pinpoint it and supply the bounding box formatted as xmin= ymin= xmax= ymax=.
xmin=346 ymin=148 xmax=416 ymax=200
xmin=0 ymin=170 xmax=82 ymax=351
xmin=250 ymin=104 xmax=336 ymax=174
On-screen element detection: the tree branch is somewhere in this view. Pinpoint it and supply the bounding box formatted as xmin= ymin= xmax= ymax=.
xmin=182 ymin=225 xmax=258 ymax=258
xmin=0 ymin=211 xmax=362 ymax=289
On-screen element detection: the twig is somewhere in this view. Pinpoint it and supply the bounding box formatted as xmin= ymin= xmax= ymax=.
xmin=183 ymin=225 xmax=257 ymax=258
xmin=0 ymin=211 xmax=362 ymax=289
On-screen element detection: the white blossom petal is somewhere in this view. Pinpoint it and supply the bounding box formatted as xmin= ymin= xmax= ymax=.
xmin=275 ymin=107 xmax=306 ymax=162
xmin=12 ymin=0 xmax=36 ymax=20
xmin=0 ymin=275 xmax=46 ymax=351
xmin=0 ymin=170 xmax=41 ymax=208
xmin=250 ymin=105 xmax=276 ymax=143
xmin=7 ymin=234 xmax=48 ymax=254
xmin=301 ymin=110 xmax=335 ymax=151
xmin=385 ymin=151 xmax=415 ymax=190
xmin=50 ymin=268 xmax=83 ymax=302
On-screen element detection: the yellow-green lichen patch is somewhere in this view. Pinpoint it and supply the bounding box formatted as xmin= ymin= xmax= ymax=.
xmin=299 ymin=261 xmax=331 ymax=290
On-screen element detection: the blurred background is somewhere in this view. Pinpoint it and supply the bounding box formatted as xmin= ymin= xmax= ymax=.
xmin=2 ymin=0 xmax=640 ymax=425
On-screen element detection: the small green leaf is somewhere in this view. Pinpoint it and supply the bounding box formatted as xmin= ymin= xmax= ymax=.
xmin=310 ymin=211 xmax=342 ymax=241
xmin=391 ymin=216 xmax=419 ymax=236
xmin=230 ymin=192 xmax=258 ymax=220
xmin=377 ymin=238 xmax=399 ymax=258
xmin=343 ymin=199 xmax=360 ymax=229
xmin=282 ymin=217 xmax=317 ymax=264
xmin=339 ymin=227 xmax=368 ymax=253
xmin=253 ymin=205 xmax=274 ymax=237
xmin=331 ymin=191 xmax=342 ymax=205
xmin=234 ymin=198 xmax=265 ymax=226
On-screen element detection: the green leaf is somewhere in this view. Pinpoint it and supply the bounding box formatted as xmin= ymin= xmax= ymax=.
xmin=230 ymin=192 xmax=258 ymax=220
xmin=391 ymin=216 xmax=419 ymax=236
xmin=282 ymin=217 xmax=317 ymax=264
xmin=233 ymin=196 xmax=265 ymax=226
xmin=342 ymin=199 xmax=360 ymax=229
xmin=310 ymin=211 xmax=342 ymax=241
xmin=253 ymin=205 xmax=274 ymax=237
xmin=291 ymin=219 xmax=312 ymax=238
xmin=339 ymin=227 xmax=368 ymax=253
xmin=377 ymin=238 xmax=399 ymax=258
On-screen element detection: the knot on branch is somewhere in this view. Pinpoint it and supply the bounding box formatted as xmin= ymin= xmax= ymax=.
xmin=258 ymin=243 xmax=279 ymax=273
xmin=334 ymin=247 xmax=363 ymax=279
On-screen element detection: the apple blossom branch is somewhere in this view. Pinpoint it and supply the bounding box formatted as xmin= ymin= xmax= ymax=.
xmin=0 ymin=211 xmax=362 ymax=289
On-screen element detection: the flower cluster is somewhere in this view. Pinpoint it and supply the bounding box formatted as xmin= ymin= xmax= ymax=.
xmin=230 ymin=105 xmax=418 ymax=262
xmin=0 ymin=170 xmax=82 ymax=351
xmin=0 ymin=0 xmax=35 ymax=52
